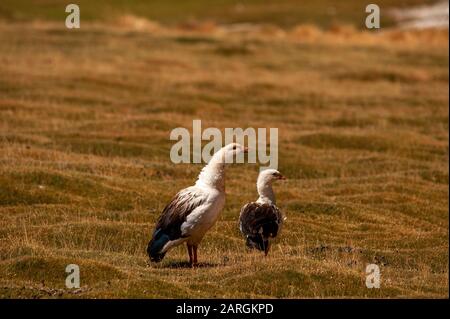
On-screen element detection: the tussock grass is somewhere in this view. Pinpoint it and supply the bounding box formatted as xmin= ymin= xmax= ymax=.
xmin=0 ymin=19 xmax=448 ymax=298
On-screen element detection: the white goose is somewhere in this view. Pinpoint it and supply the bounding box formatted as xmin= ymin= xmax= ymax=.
xmin=147 ymin=143 xmax=248 ymax=266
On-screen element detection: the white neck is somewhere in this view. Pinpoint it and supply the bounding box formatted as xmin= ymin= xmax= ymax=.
xmin=256 ymin=179 xmax=275 ymax=205
xmin=195 ymin=151 xmax=226 ymax=191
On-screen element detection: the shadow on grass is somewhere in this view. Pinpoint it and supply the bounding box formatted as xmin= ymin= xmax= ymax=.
xmin=160 ymin=260 xmax=221 ymax=269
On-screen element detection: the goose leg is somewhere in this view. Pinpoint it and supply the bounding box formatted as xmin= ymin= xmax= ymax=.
xmin=264 ymin=241 xmax=271 ymax=256
xmin=187 ymin=244 xmax=193 ymax=266
xmin=193 ymin=245 xmax=198 ymax=266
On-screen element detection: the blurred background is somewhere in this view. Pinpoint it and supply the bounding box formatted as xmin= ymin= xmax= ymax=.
xmin=0 ymin=0 xmax=448 ymax=29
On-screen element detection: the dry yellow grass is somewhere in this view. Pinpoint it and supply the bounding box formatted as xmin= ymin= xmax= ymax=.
xmin=0 ymin=20 xmax=448 ymax=298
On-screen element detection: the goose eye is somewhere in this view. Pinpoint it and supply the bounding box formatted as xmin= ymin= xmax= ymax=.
xmin=232 ymin=146 xmax=237 ymax=150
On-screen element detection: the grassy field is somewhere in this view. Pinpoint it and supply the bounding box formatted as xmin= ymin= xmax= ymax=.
xmin=0 ymin=2 xmax=448 ymax=298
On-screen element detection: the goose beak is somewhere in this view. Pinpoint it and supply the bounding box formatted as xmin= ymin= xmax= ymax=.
xmin=243 ymin=147 xmax=249 ymax=153
xmin=278 ymin=174 xmax=286 ymax=180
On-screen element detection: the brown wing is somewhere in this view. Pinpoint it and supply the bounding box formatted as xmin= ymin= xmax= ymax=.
xmin=147 ymin=187 xmax=208 ymax=261
xmin=239 ymin=202 xmax=283 ymax=240
xmin=147 ymin=187 xmax=208 ymax=262
xmin=154 ymin=187 xmax=207 ymax=240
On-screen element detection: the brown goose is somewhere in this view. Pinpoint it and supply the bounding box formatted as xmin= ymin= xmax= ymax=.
xmin=239 ymin=169 xmax=286 ymax=256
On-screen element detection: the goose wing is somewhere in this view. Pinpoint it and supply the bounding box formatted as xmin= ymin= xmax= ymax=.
xmin=147 ymin=187 xmax=207 ymax=261
xmin=239 ymin=202 xmax=283 ymax=250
